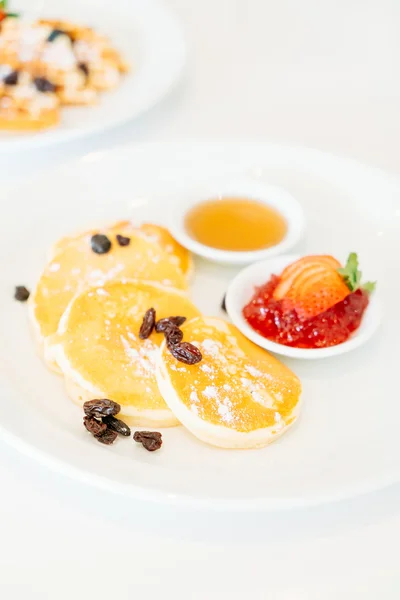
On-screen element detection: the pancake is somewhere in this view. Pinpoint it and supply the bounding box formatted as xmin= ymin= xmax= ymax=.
xmin=29 ymin=223 xmax=187 ymax=358
xmin=51 ymin=279 xmax=201 ymax=425
xmin=156 ymin=317 xmax=302 ymax=448
xmin=138 ymin=223 xmax=193 ymax=280
xmin=49 ymin=221 xmax=192 ymax=278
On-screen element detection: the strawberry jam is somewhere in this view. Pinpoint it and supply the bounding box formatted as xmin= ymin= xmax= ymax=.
xmin=243 ymin=275 xmax=369 ymax=348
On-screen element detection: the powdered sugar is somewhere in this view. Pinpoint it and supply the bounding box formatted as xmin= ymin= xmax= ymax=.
xmin=202 ymin=385 xmax=218 ymax=399
xmin=41 ymin=36 xmax=76 ymax=70
xmin=120 ymin=335 xmax=158 ymax=377
xmin=201 ymin=338 xmax=223 ymax=359
xmin=245 ymin=364 xmax=263 ymax=378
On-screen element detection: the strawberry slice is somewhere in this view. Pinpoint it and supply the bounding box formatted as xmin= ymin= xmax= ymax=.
xmin=283 ymin=267 xmax=350 ymax=320
xmin=274 ymin=255 xmax=341 ymax=300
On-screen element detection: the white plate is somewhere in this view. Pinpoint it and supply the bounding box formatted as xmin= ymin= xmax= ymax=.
xmin=0 ymin=0 xmax=185 ymax=150
xmin=226 ymin=254 xmax=382 ymax=359
xmin=0 ymin=141 xmax=398 ymax=511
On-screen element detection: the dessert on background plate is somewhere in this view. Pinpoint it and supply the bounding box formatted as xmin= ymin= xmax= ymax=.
xmin=0 ymin=66 xmax=60 ymax=130
xmin=0 ymin=2 xmax=128 ymax=130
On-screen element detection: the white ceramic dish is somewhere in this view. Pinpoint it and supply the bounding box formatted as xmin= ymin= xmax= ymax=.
xmin=226 ymin=255 xmax=382 ymax=359
xmin=0 ymin=141 xmax=398 ymax=511
xmin=0 ymin=0 xmax=185 ymax=150
xmin=168 ymin=178 xmax=305 ymax=265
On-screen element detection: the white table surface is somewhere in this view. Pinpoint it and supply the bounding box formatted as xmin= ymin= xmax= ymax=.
xmin=1 ymin=0 xmax=399 ymax=597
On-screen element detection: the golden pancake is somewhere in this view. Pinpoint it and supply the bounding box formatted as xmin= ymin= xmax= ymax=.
xmin=138 ymin=223 xmax=193 ymax=280
xmin=52 ymin=279 xmax=201 ymax=425
xmin=49 ymin=221 xmax=192 ymax=279
xmin=30 ymin=224 xmax=187 ymax=356
xmin=156 ymin=317 xmax=302 ymax=448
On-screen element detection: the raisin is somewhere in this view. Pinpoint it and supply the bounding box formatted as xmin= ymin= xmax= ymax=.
xmin=14 ymin=285 xmax=30 ymax=302
xmin=78 ymin=62 xmax=89 ymax=77
xmin=90 ymin=234 xmax=112 ymax=254
xmin=83 ymin=399 xmax=121 ymax=418
xmin=169 ymin=316 xmax=186 ymax=327
xmin=155 ymin=316 xmax=186 ymax=333
xmin=139 ymin=308 xmax=156 ymax=339
xmin=4 ymin=70 xmax=18 ymax=85
xmin=165 ymin=325 xmax=183 ymax=346
xmin=83 ymin=416 xmax=107 ymax=437
xmin=168 ymin=342 xmax=202 ymax=365
xmin=103 ymin=415 xmax=131 ymax=437
xmin=116 ymin=234 xmax=130 ymax=247
xmin=47 ymin=29 xmax=71 ymax=43
xmin=97 ymin=428 xmax=118 ymax=445
xmin=33 ymin=77 xmax=56 ymax=93
xmin=221 ymin=294 xmax=227 ymax=312
xmin=133 ymin=431 xmax=162 ymax=452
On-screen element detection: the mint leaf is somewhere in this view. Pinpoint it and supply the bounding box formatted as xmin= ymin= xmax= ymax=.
xmin=337 ymin=253 xmax=377 ymax=294
xmin=0 ymin=1 xmax=7 ymax=10
xmin=362 ymin=281 xmax=376 ymax=293
xmin=337 ymin=252 xmax=361 ymax=292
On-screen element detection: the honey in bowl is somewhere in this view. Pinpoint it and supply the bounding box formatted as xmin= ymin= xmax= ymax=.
xmin=184 ymin=197 xmax=287 ymax=252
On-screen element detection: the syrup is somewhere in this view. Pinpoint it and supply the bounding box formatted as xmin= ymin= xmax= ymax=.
xmin=184 ymin=197 xmax=287 ymax=252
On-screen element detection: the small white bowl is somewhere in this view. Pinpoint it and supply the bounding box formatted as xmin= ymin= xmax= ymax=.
xmin=226 ymin=255 xmax=382 ymax=359
xmin=168 ymin=178 xmax=305 ymax=265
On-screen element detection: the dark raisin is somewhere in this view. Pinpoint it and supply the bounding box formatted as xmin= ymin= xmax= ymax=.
xmin=155 ymin=316 xmax=186 ymax=333
xmin=83 ymin=416 xmax=107 ymax=437
xmin=33 ymin=77 xmax=56 ymax=93
xmin=47 ymin=28 xmax=71 ymax=43
xmin=221 ymin=294 xmax=227 ymax=312
xmin=133 ymin=431 xmax=162 ymax=452
xmin=103 ymin=415 xmax=131 ymax=437
xmin=78 ymin=62 xmax=89 ymax=77
xmin=168 ymin=342 xmax=202 ymax=365
xmin=169 ymin=316 xmax=186 ymax=327
xmin=4 ymin=70 xmax=18 ymax=85
xmin=14 ymin=285 xmax=30 ymax=302
xmin=139 ymin=308 xmax=156 ymax=339
xmin=90 ymin=234 xmax=112 ymax=254
xmin=165 ymin=325 xmax=183 ymax=346
xmin=83 ymin=399 xmax=121 ymax=418
xmin=116 ymin=234 xmax=130 ymax=247
xmin=97 ymin=428 xmax=118 ymax=445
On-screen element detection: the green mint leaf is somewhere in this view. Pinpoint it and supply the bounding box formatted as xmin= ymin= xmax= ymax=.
xmin=337 ymin=252 xmax=361 ymax=292
xmin=0 ymin=1 xmax=7 ymax=10
xmin=362 ymin=281 xmax=376 ymax=293
xmin=338 ymin=252 xmax=377 ymax=294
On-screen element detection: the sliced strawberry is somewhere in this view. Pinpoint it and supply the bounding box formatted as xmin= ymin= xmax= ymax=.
xmin=274 ymin=255 xmax=341 ymax=300
xmin=284 ymin=268 xmax=350 ymax=320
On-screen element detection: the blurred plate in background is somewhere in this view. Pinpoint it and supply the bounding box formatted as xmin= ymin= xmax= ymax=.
xmin=0 ymin=0 xmax=185 ymax=149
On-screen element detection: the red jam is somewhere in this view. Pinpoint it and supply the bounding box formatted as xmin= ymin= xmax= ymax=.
xmin=243 ymin=275 xmax=369 ymax=349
